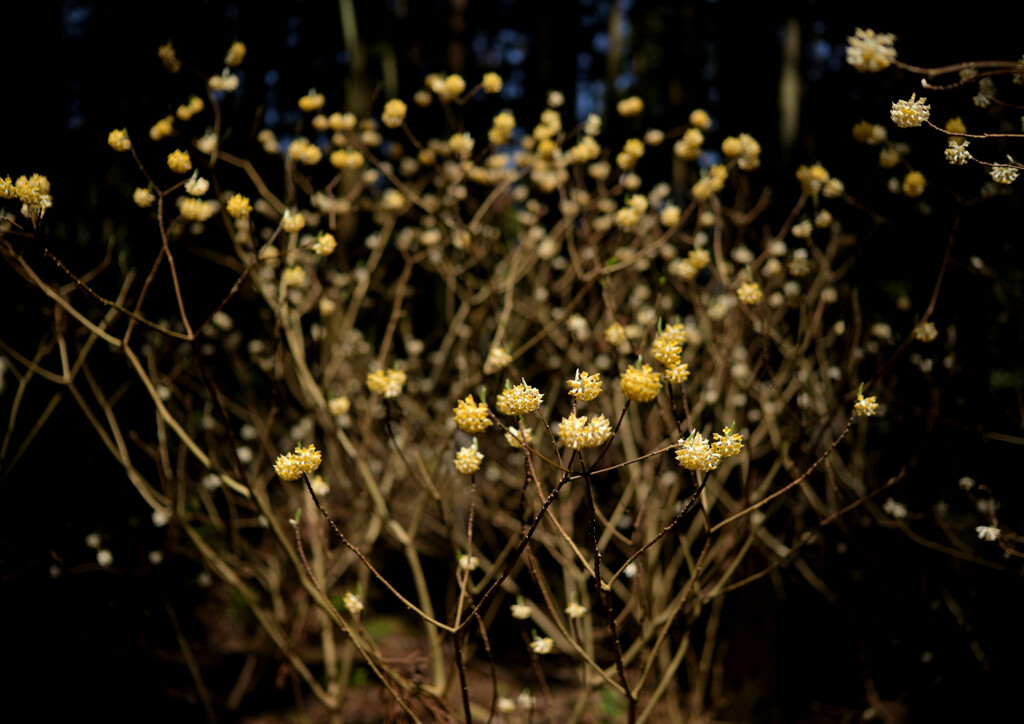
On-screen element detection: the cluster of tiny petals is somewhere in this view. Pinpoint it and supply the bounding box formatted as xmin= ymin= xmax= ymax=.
xmin=737 ymin=281 xmax=763 ymax=305
xmin=496 ymin=383 xmax=543 ymax=416
xmin=454 ymin=443 xmax=484 ymax=475
xmin=846 ymin=28 xmax=897 ymax=73
xmin=281 ymin=209 xmax=306 ymax=232
xmin=107 ymin=129 xmax=131 ymax=152
xmin=558 ymin=413 xmax=613 ymax=449
xmin=273 ymin=443 xmax=323 ymax=481
xmin=621 ymin=364 xmax=662 ymax=403
xmin=312 ymin=232 xmax=337 ymax=256
xmin=913 ymin=321 xmax=938 ymax=342
xmin=226 ymin=193 xmax=252 ymax=219
xmin=453 ymin=396 xmax=493 ymax=433
xmin=891 ymin=94 xmax=930 ymax=128
xmin=366 ymin=369 xmax=407 ymax=398
xmin=711 ymin=428 xmax=744 ymax=458
xmin=990 ymin=163 xmax=1020 ymax=185
xmin=483 ymin=346 xmax=513 ymax=374
xmin=567 ymin=370 xmax=602 ymax=401
xmin=381 ymin=98 xmax=408 ymax=129
xmin=945 ymin=140 xmax=972 ymax=165
xmin=675 ymin=431 xmax=721 ymax=472
xmin=167 ymin=149 xmax=192 ymax=174
xmin=854 ymin=394 xmax=879 ymax=417
xmin=651 ymin=335 xmax=682 ymax=367
xmin=663 ymin=363 xmax=690 ymax=384
xmin=505 ymin=426 xmax=533 ymax=449
xmin=298 ymin=90 xmax=326 ymax=112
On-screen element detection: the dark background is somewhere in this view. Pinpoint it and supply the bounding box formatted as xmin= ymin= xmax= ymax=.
xmin=3 ymin=1 xmax=1022 ymax=721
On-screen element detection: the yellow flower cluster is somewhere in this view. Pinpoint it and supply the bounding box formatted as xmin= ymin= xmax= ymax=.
xmin=454 ymin=442 xmax=484 ymax=474
xmin=691 ymin=164 xmax=728 ymax=201
xmin=913 ymin=321 xmax=938 ymax=342
xmin=330 ymin=149 xmax=365 ymax=169
xmin=846 ymin=28 xmax=897 ymax=73
xmin=484 ymin=347 xmax=512 ymax=374
xmin=150 ymin=115 xmax=174 ymax=141
xmin=664 ymin=363 xmax=690 ymax=384
xmin=721 ymin=133 xmax=761 ymax=170
xmin=567 ymin=370 xmax=602 ymax=402
xmin=328 ymin=396 xmax=351 ymax=415
xmin=167 ymin=149 xmax=192 ymax=174
xmin=178 ymin=197 xmax=217 ymax=221
xmin=184 ymin=174 xmax=210 ymax=197
xmin=504 ymin=426 xmax=532 ymax=449
xmin=176 ymin=95 xmax=204 ymax=121
xmin=312 ymin=232 xmax=337 ymax=256
xmin=620 ymin=364 xmax=661 ymax=403
xmin=224 ymin=41 xmax=247 ymax=67
xmin=902 ymin=171 xmax=926 ymax=197
xmin=381 ymin=98 xmax=408 ymax=129
xmin=616 ymin=95 xmax=644 ymax=117
xmin=273 ymin=443 xmax=323 ymax=481
xmin=1 ymin=173 xmax=53 ymax=215
xmin=558 ymin=413 xmax=613 ymax=449
xmin=288 ymin=137 xmax=322 ymax=165
xmin=496 ymin=383 xmax=543 ymax=416
xmin=226 ymin=193 xmax=252 ymax=219
xmin=281 ymin=266 xmax=306 ymax=287
xmin=298 ymin=90 xmax=326 ymax=112
xmin=133 ymin=187 xmax=155 ymax=208
xmin=854 ymin=394 xmax=879 ymax=417
xmin=481 ymin=72 xmax=503 ymax=94
xmin=651 ymin=335 xmax=682 ymax=367
xmin=673 ymin=127 xmax=704 ymax=161
xmin=616 ymin=137 xmax=645 ymax=171
xmin=737 ymin=281 xmax=763 ymax=305
xmin=453 ymin=395 xmax=492 ymax=433
xmin=890 ymin=94 xmax=930 ymax=129
xmin=675 ymin=431 xmax=721 ymax=472
xmin=711 ymin=427 xmax=744 ymax=458
xmin=107 ymin=129 xmax=131 ymax=152
xmin=366 ymin=369 xmax=407 ymax=398
xmin=281 ymin=210 xmax=306 ymax=232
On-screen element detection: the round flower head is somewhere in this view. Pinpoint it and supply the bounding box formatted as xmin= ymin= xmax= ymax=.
xmin=107 ymin=129 xmax=131 ymax=152
xmin=567 ymin=370 xmax=602 ymax=402
xmin=510 ymin=602 xmax=532 ymax=619
xmin=184 ymin=174 xmax=210 ymax=197
xmin=990 ymin=163 xmax=1020 ymax=185
xmin=483 ymin=346 xmax=512 ymax=375
xmin=167 ymin=149 xmax=192 ymax=174
xmin=846 ymin=28 xmax=897 ymax=72
xmin=710 ymin=427 xmax=744 ymax=458
xmin=604 ymin=322 xmax=627 ymax=346
xmin=496 ymin=383 xmax=543 ymax=416
xmin=366 ymin=368 xmax=407 ymax=398
xmin=453 ymin=395 xmax=493 ymax=433
xmin=226 ymin=194 xmax=252 ymax=219
xmin=664 ymin=363 xmax=691 ymax=384
xmin=224 ymin=41 xmax=247 ymax=67
xmin=298 ymin=90 xmax=326 ymax=112
xmin=482 ymin=72 xmax=503 ymax=94
xmin=891 ymin=94 xmax=930 ymax=129
xmin=454 ymin=440 xmax=484 ymax=475
xmin=312 ymin=232 xmax=337 ymax=256
xmin=557 ymin=413 xmax=612 ymax=450
xmin=854 ymin=393 xmax=878 ymax=417
xmin=902 ymin=171 xmax=926 ymax=197
xmin=737 ymin=281 xmax=763 ymax=305
xmin=133 ymin=187 xmax=155 ymax=208
xmin=281 ymin=209 xmax=306 ymax=233
xmin=621 ymin=363 xmax=661 ymax=403
xmin=913 ymin=321 xmax=938 ymax=342
xmin=381 ymin=98 xmax=408 ymax=129
xmin=675 ymin=431 xmax=721 ymax=472
xmin=342 ymin=591 xmax=364 ymax=613
xmin=328 ymin=396 xmax=351 ymax=416
xmin=565 ymin=601 xmax=587 ymax=619
xmin=529 ymin=636 xmax=554 ymax=655
xmin=651 ymin=335 xmax=682 ymax=367
xmin=273 ymin=443 xmax=323 ymax=481
xmin=504 ymin=426 xmax=533 ymax=449
xmin=281 ymin=266 xmax=306 ymax=287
